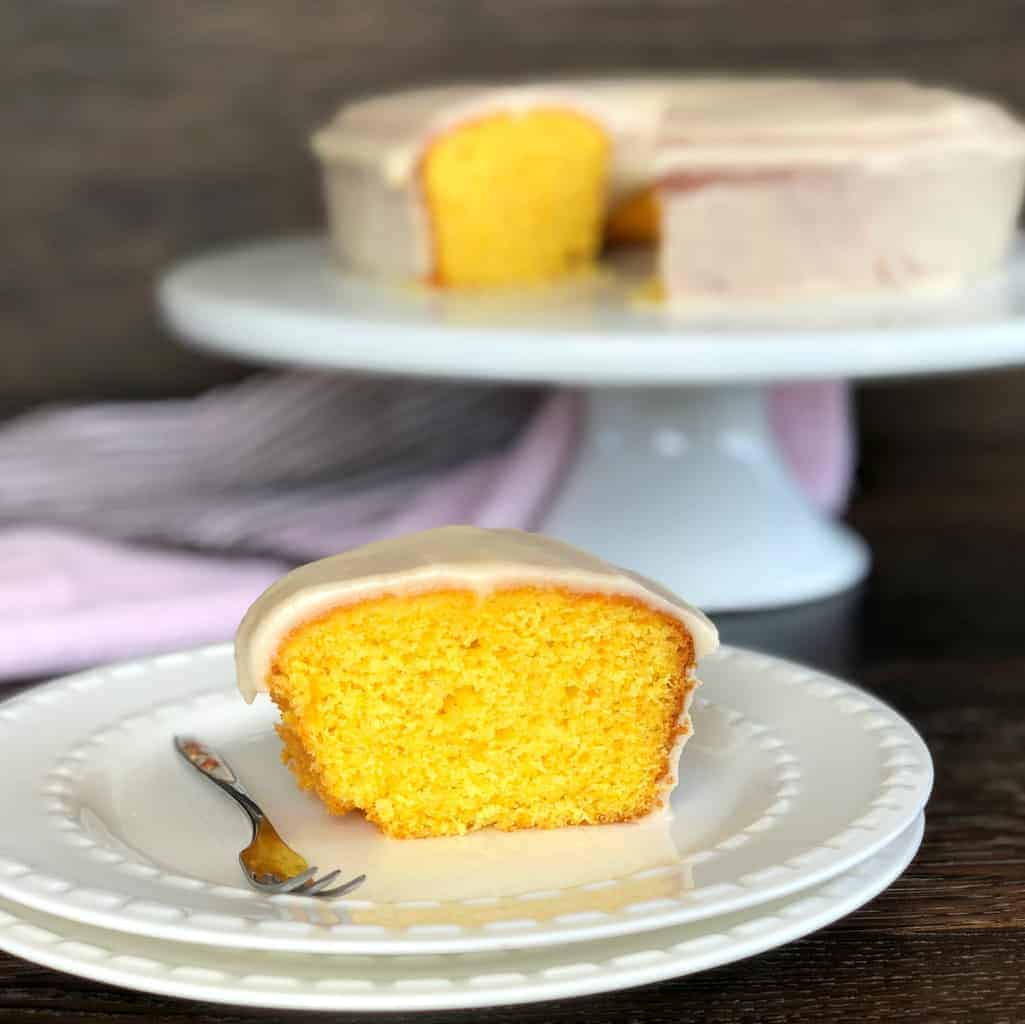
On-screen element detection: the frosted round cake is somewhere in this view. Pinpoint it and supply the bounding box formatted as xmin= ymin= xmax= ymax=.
xmin=312 ymin=76 xmax=1025 ymax=306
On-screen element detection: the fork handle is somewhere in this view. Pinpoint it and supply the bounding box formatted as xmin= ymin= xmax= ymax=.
xmin=173 ymin=735 xmax=264 ymax=828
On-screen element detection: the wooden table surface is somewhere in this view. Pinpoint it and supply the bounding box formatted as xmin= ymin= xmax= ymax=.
xmin=1 ymin=433 xmax=1023 ymax=1023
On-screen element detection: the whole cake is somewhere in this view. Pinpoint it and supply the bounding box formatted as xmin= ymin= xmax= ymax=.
xmin=236 ymin=527 xmax=718 ymax=838
xmin=312 ymin=76 xmax=1025 ymax=305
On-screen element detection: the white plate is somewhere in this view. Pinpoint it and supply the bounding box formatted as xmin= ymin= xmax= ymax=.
xmin=0 ymin=815 xmax=924 ymax=1012
xmin=158 ymin=235 xmax=1025 ymax=384
xmin=0 ymin=646 xmax=931 ymax=954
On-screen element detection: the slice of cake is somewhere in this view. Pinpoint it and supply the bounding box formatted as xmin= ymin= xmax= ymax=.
xmin=236 ymin=527 xmax=718 ymax=838
xmin=312 ymin=76 xmax=1025 ymax=304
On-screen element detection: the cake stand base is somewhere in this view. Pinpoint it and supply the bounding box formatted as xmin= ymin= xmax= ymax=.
xmin=543 ymin=386 xmax=869 ymax=612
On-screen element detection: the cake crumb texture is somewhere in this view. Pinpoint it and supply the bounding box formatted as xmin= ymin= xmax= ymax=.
xmin=268 ymin=586 xmax=695 ymax=838
xmin=421 ymin=109 xmax=609 ymax=287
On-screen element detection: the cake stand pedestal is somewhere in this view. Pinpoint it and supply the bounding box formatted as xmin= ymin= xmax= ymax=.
xmin=543 ymin=386 xmax=865 ymax=610
xmin=159 ymin=236 xmax=1025 ymax=611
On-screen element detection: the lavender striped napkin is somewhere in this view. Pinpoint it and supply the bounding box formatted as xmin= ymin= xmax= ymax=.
xmin=0 ymin=377 xmax=577 ymax=679
xmin=0 ymin=374 xmax=850 ymax=680
xmin=0 ymin=373 xmax=547 ymax=559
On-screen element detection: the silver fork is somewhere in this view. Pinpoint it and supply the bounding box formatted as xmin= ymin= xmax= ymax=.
xmin=174 ymin=736 xmax=365 ymax=899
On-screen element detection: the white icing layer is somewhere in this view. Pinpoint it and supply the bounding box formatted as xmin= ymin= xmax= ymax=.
xmin=235 ymin=526 xmax=718 ymax=703
xmin=313 ymin=77 xmax=1025 ymax=184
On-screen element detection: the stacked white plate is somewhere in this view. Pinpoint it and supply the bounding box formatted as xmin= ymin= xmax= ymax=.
xmin=0 ymin=645 xmax=931 ymax=1011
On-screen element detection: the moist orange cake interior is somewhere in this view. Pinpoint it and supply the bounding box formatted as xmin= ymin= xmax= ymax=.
xmin=420 ymin=109 xmax=611 ymax=287
xmin=267 ymin=586 xmax=696 ymax=838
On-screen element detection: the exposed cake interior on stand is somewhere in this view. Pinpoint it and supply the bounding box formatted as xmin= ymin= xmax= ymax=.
xmin=313 ymin=76 xmax=1025 ymax=305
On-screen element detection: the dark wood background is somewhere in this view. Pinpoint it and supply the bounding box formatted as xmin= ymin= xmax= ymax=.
xmin=4 ymin=0 xmax=1025 ymax=448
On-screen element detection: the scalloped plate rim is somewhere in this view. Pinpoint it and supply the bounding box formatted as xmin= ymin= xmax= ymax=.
xmin=0 ymin=644 xmax=932 ymax=955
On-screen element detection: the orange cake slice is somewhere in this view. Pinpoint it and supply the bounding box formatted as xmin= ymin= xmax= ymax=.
xmin=236 ymin=527 xmax=718 ymax=839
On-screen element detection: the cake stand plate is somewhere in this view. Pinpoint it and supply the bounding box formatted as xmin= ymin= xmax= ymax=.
xmin=159 ymin=236 xmax=1025 ymax=610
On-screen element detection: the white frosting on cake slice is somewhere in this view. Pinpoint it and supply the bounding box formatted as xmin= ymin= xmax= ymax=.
xmin=235 ymin=526 xmax=718 ymax=703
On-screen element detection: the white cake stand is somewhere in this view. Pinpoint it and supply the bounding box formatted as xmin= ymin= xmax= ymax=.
xmin=159 ymin=236 xmax=1025 ymax=611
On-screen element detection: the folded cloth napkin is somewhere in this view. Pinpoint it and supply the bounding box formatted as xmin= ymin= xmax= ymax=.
xmin=0 ymin=375 xmax=851 ymax=680
xmin=0 ymin=373 xmax=549 ymax=559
